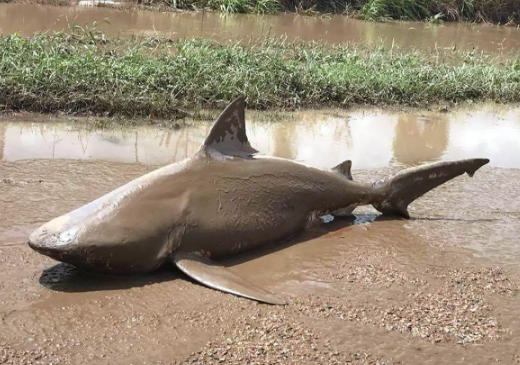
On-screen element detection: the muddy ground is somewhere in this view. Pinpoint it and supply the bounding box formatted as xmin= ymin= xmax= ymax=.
xmin=1 ymin=149 xmax=520 ymax=364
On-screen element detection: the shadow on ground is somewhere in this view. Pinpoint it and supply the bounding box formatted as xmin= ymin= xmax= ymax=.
xmin=39 ymin=262 xmax=182 ymax=292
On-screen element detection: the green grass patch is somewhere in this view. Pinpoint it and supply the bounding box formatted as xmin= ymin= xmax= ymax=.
xmin=1 ymin=28 xmax=520 ymax=118
xmin=358 ymin=0 xmax=519 ymax=23
xmin=128 ymin=0 xmax=520 ymax=23
xmin=3 ymin=0 xmax=519 ymax=23
xmin=359 ymin=0 xmax=431 ymax=21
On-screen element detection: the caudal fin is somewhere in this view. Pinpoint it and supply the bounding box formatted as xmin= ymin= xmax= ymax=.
xmin=372 ymin=158 xmax=490 ymax=218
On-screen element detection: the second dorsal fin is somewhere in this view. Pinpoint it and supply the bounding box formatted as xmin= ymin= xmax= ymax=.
xmin=332 ymin=160 xmax=353 ymax=180
xmin=200 ymin=96 xmax=258 ymax=159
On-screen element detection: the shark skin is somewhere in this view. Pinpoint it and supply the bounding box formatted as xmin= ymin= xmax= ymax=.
xmin=28 ymin=97 xmax=490 ymax=305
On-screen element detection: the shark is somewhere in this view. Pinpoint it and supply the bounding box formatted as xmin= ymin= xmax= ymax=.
xmin=28 ymin=97 xmax=490 ymax=305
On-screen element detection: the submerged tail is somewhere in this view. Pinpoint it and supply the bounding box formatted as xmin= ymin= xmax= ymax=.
xmin=372 ymin=158 xmax=490 ymax=218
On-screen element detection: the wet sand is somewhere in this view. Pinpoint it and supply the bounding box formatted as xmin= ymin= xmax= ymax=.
xmin=1 ymin=107 xmax=520 ymax=364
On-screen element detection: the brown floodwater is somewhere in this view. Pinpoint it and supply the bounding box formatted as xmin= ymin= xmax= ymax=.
xmin=2 ymin=3 xmax=520 ymax=53
xmin=2 ymin=103 xmax=520 ymax=169
xmin=1 ymin=105 xmax=520 ymax=364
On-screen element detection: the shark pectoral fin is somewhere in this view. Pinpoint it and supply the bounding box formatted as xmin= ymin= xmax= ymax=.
xmin=173 ymin=251 xmax=285 ymax=305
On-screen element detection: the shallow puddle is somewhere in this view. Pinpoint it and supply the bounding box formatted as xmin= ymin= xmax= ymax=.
xmin=2 ymin=103 xmax=520 ymax=168
xmin=2 ymin=3 xmax=520 ymax=53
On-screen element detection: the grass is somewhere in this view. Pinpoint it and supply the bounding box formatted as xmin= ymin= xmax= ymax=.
xmin=3 ymin=0 xmax=519 ymax=23
xmin=1 ymin=27 xmax=520 ymax=118
xmin=358 ymin=0 xmax=519 ymax=23
xmin=116 ymin=0 xmax=520 ymax=23
xmin=358 ymin=0 xmax=431 ymax=21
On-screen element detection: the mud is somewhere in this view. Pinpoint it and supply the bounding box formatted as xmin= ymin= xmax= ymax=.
xmin=2 ymin=3 xmax=520 ymax=54
xmin=1 ymin=105 xmax=520 ymax=364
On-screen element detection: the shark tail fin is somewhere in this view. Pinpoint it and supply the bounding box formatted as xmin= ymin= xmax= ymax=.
xmin=372 ymin=158 xmax=490 ymax=219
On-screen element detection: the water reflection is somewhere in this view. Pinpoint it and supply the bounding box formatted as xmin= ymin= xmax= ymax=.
xmin=0 ymin=123 xmax=4 ymax=161
xmin=271 ymin=123 xmax=298 ymax=161
xmin=1 ymin=3 xmax=520 ymax=53
xmin=1 ymin=103 xmax=519 ymax=169
xmin=392 ymin=114 xmax=449 ymax=165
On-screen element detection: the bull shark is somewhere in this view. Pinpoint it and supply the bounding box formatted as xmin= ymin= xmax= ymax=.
xmin=28 ymin=97 xmax=490 ymax=305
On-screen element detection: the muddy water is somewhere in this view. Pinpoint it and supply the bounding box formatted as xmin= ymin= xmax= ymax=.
xmin=2 ymin=3 xmax=520 ymax=53
xmin=2 ymin=103 xmax=520 ymax=168
xmin=1 ymin=105 xmax=520 ymax=364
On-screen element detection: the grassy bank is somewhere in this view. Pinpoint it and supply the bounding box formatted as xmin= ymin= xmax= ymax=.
xmin=120 ymin=0 xmax=519 ymax=24
xmin=1 ymin=29 xmax=520 ymax=118
xmin=2 ymin=0 xmax=519 ymax=24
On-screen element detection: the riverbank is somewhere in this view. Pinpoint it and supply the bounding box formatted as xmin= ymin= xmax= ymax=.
xmin=3 ymin=0 xmax=519 ymax=24
xmin=1 ymin=29 xmax=519 ymax=118
xmin=135 ymin=0 xmax=520 ymax=25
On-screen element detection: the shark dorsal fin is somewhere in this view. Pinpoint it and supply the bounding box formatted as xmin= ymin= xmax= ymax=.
xmin=200 ymin=96 xmax=258 ymax=159
xmin=332 ymin=160 xmax=353 ymax=180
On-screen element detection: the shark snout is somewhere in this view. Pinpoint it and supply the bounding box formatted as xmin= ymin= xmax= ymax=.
xmin=28 ymin=215 xmax=79 ymax=259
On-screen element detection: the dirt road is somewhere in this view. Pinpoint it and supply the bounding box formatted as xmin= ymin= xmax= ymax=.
xmin=2 ymin=154 xmax=519 ymax=364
